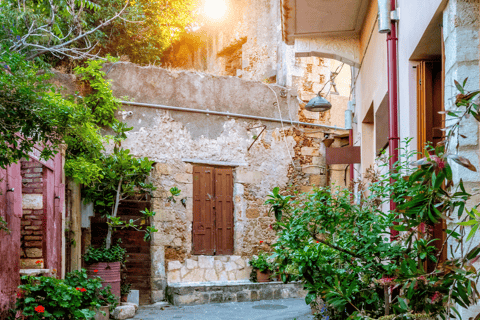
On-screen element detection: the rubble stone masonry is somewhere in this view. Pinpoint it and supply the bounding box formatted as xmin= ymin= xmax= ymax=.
xmin=20 ymin=160 xmax=44 ymax=269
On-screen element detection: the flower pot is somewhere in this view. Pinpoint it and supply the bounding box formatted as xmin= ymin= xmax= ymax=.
xmin=86 ymin=262 xmax=121 ymax=299
xmin=93 ymin=305 xmax=110 ymax=320
xmin=256 ymin=269 xmax=271 ymax=283
xmin=121 ymin=295 xmax=128 ymax=302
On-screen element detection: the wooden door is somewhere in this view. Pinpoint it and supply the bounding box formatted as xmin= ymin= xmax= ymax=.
xmin=192 ymin=166 xmax=234 ymax=255
xmin=192 ymin=166 xmax=216 ymax=255
xmin=416 ymin=60 xmax=447 ymax=268
xmin=214 ymin=168 xmax=234 ymax=255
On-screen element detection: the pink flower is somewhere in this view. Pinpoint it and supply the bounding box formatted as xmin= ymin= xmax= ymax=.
xmin=432 ymin=156 xmax=446 ymax=169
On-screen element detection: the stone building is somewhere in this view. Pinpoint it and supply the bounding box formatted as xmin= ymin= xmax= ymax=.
xmin=94 ymin=61 xmax=351 ymax=303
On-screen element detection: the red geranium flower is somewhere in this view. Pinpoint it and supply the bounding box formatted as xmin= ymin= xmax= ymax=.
xmin=35 ymin=260 xmax=42 ymax=264
xmin=76 ymin=287 xmax=81 ymax=291
xmin=316 ymin=241 xmax=319 ymax=243
xmin=259 ymin=241 xmax=263 ymax=244
xmin=80 ymin=288 xmax=87 ymax=292
xmin=35 ymin=305 xmax=45 ymax=313
xmin=93 ymin=269 xmax=98 ymax=273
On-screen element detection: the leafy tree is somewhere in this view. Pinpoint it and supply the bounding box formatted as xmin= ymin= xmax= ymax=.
xmin=0 ymin=49 xmax=86 ymax=167
xmin=0 ymin=0 xmax=196 ymax=64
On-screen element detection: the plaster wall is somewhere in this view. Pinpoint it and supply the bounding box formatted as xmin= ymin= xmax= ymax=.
xmin=103 ymin=63 xmax=330 ymax=301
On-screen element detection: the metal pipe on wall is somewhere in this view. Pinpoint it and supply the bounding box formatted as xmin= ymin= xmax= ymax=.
xmin=120 ymin=101 xmax=352 ymax=131
xmin=386 ymin=0 xmax=400 ymax=240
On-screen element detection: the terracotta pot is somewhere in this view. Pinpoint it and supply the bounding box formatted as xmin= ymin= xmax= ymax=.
xmin=93 ymin=305 xmax=109 ymax=320
xmin=121 ymin=295 xmax=128 ymax=302
xmin=86 ymin=262 xmax=121 ymax=298
xmin=256 ymin=269 xmax=271 ymax=283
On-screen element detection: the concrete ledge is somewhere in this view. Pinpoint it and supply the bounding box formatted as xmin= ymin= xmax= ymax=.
xmin=166 ymin=281 xmax=306 ymax=306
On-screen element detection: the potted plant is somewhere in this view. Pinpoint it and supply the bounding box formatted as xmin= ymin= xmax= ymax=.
xmin=249 ymin=251 xmax=273 ymax=282
xmin=120 ymin=282 xmax=131 ymax=302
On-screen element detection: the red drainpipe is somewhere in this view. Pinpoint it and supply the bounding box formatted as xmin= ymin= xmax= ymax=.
xmin=349 ymin=129 xmax=354 ymax=186
xmin=387 ymin=0 xmax=400 ymax=240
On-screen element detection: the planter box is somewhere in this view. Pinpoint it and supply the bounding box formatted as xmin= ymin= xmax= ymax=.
xmin=86 ymin=262 xmax=121 ymax=298
xmin=256 ymin=270 xmax=271 ymax=283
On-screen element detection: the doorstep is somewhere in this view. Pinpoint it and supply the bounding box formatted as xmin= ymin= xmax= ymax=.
xmin=166 ymin=280 xmax=306 ymax=306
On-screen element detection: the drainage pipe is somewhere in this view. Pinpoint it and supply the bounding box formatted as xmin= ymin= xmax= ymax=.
xmin=387 ymin=0 xmax=400 ymax=240
xmin=120 ymin=101 xmax=351 ymax=131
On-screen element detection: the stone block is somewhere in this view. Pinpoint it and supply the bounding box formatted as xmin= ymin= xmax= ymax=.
xmin=302 ymin=166 xmax=321 ymax=174
xmin=198 ymin=256 xmax=214 ymax=269
xmin=175 ymin=173 xmax=192 ymax=184
xmin=309 ymin=175 xmax=323 ymax=187
xmin=168 ymin=260 xmax=182 ymax=270
xmin=204 ymin=269 xmax=218 ymax=281
xmin=301 ymin=147 xmax=319 ymax=156
xmin=237 ymin=291 xmax=250 ymax=302
xmin=312 ymin=156 xmax=322 ymax=165
xmin=227 ymin=271 xmax=237 ymax=281
xmin=302 ymin=110 xmax=320 ymax=120
xmin=260 ymin=289 xmax=274 ymax=300
xmin=218 ymin=271 xmax=228 ymax=281
xmin=214 ymin=260 xmax=224 ymax=273
xmin=154 ymin=163 xmax=171 ymax=175
xmin=186 ymin=259 xmax=198 ymax=270
xmin=225 ymin=262 xmax=237 ymax=271
xmin=25 ymin=248 xmax=42 ymax=258
xmin=246 ymin=208 xmax=260 ymax=219
xmin=236 ymin=268 xmax=251 ymax=280
xmin=22 ymin=194 xmax=43 ymax=210
xmin=126 ymin=290 xmax=139 ymax=305
xmin=209 ymin=292 xmax=223 ymax=303
xmin=236 ymin=170 xmax=263 ymax=184
xmin=151 ymin=246 xmax=165 ymax=278
xmin=182 ymin=269 xmax=205 ymax=282
xmin=180 ymin=266 xmax=189 ymax=278
xmin=185 ymin=164 xmax=193 ymax=174
xmin=251 ymin=290 xmax=259 ymax=301
xmin=156 ymin=209 xmax=175 ymax=222
xmin=168 ymin=270 xmax=181 ymax=283
xmin=223 ymin=292 xmax=236 ymax=302
xmin=234 ymin=258 xmax=246 ymax=269
xmin=215 ymin=256 xmax=229 ymax=262
xmin=112 ymin=304 xmax=135 ymax=320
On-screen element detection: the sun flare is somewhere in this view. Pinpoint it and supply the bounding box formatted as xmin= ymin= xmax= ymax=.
xmin=204 ymin=0 xmax=227 ymax=20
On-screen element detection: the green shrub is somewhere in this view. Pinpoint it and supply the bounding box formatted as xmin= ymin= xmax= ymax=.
xmin=11 ymin=269 xmax=117 ymax=319
xmin=83 ymin=243 xmax=127 ymax=264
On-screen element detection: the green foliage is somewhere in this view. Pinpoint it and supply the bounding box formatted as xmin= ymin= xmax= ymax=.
xmin=96 ymin=0 xmax=197 ymax=64
xmin=74 ymin=58 xmax=121 ymax=127
xmin=0 ymin=49 xmax=77 ymax=168
xmin=120 ymin=282 xmax=132 ymax=297
xmin=11 ymin=269 xmax=116 ymax=319
xmin=0 ymin=0 xmax=196 ymax=64
xmin=248 ymin=251 xmax=273 ymax=273
xmin=83 ymin=243 xmax=127 ymax=264
xmin=269 ymin=126 xmax=480 ymax=319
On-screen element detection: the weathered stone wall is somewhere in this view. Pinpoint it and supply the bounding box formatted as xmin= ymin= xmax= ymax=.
xmin=101 ymin=62 xmax=331 ymax=301
xmin=443 ymin=0 xmax=480 ymax=318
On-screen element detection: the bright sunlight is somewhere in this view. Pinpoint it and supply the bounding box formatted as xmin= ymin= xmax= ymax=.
xmin=204 ymin=0 xmax=227 ymax=20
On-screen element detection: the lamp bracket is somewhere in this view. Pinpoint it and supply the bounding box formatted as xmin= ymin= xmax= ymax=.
xmin=391 ymin=8 xmax=400 ymax=21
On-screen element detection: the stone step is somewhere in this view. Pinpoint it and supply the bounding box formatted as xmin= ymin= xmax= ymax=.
xmin=166 ymin=280 xmax=306 ymax=306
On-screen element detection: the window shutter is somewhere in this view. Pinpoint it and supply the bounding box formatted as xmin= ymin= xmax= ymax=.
xmin=214 ymin=168 xmax=234 ymax=255
xmin=192 ymin=166 xmax=215 ymax=255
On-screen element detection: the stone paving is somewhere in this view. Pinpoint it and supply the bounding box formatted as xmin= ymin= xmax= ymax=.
xmin=133 ymin=298 xmax=314 ymax=320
